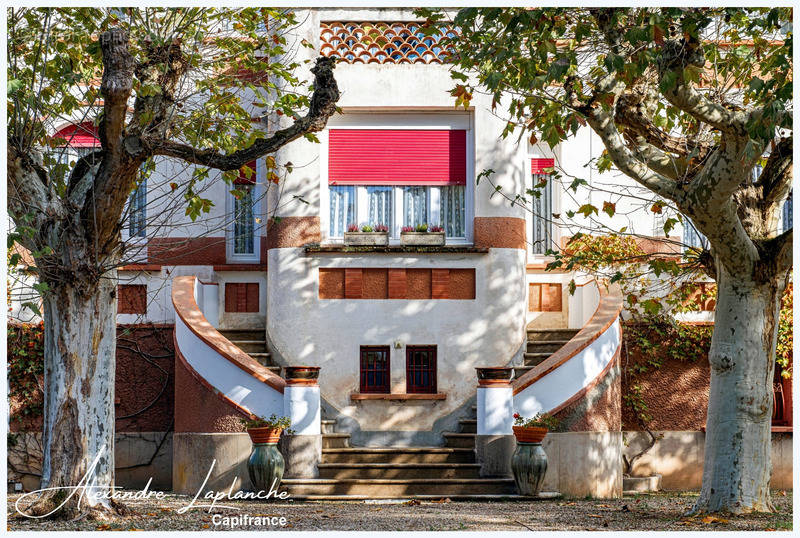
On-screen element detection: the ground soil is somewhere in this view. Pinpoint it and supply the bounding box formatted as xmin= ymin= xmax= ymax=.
xmin=7 ymin=490 xmax=792 ymax=531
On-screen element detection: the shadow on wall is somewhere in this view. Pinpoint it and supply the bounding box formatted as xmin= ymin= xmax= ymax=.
xmin=623 ymin=431 xmax=793 ymax=491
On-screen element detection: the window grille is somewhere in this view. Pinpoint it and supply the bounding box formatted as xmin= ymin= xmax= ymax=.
xmin=406 ymin=345 xmax=437 ymax=394
xmin=360 ymin=346 xmax=390 ymax=393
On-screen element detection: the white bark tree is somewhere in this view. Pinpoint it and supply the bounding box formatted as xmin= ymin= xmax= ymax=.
xmin=423 ymin=6 xmax=792 ymax=512
xmin=7 ymin=8 xmax=339 ymax=518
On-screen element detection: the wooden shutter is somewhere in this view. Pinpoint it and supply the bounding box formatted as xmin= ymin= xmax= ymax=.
xmin=224 ymin=282 xmax=259 ymax=312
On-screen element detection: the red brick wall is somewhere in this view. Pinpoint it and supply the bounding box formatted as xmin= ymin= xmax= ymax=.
xmin=118 ymin=285 xmax=147 ymax=314
xmin=10 ymin=325 xmax=176 ymax=433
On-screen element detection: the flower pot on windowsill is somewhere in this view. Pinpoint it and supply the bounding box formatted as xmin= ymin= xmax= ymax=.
xmin=400 ymin=231 xmax=445 ymax=246
xmin=343 ymin=232 xmax=389 ymax=246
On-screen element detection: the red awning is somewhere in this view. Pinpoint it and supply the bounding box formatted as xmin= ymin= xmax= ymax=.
xmin=328 ymin=129 xmax=467 ymax=186
xmin=531 ymin=158 xmax=555 ymax=175
xmin=51 ymin=122 xmax=100 ymax=148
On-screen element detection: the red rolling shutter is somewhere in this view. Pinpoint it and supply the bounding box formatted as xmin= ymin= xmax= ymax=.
xmin=328 ymin=129 xmax=467 ymax=186
xmin=52 ymin=122 xmax=100 ymax=148
xmin=531 ymin=158 xmax=555 ymax=174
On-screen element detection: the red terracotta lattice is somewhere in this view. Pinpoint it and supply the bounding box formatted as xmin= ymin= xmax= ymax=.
xmin=320 ymin=21 xmax=455 ymax=64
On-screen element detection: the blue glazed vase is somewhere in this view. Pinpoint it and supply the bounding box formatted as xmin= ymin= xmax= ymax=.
xmin=247 ymin=442 xmax=285 ymax=493
xmin=511 ymin=442 xmax=548 ymax=496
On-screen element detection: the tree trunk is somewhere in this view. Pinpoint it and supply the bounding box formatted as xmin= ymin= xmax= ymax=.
xmin=20 ymin=271 xmax=122 ymax=519
xmin=693 ymin=265 xmax=785 ymax=514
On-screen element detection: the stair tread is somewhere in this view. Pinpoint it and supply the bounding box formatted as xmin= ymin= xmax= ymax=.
xmin=459 ymin=419 xmax=477 ymax=423
xmin=228 ymin=340 xmax=266 ymax=344
xmin=317 ymin=462 xmax=481 ymax=469
xmin=524 ymin=352 xmax=552 ymax=357
xmin=443 ymin=432 xmax=475 ymax=437
xmin=283 ymin=478 xmax=514 ymax=484
xmin=286 ymin=494 xmax=545 ymax=501
xmin=323 ymin=433 xmax=351 ymax=437
xmin=323 ymin=447 xmax=472 ymax=453
xmin=527 ymin=339 xmax=572 ymax=344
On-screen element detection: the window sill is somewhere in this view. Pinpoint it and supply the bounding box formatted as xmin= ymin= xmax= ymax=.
xmin=350 ymin=392 xmax=447 ymax=401
xmin=306 ymin=244 xmax=487 ymax=255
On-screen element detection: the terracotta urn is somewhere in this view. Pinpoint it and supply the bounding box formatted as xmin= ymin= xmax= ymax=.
xmin=284 ymin=366 xmax=320 ymax=385
xmin=476 ymin=367 xmax=514 ymax=385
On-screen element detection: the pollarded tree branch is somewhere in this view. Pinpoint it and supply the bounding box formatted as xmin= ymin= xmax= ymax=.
xmin=758 ymin=135 xmax=793 ymax=206
xmin=659 ymin=38 xmax=749 ymax=136
xmin=583 ymin=85 xmax=681 ymax=202
xmin=81 ymin=28 xmax=139 ymax=251
xmin=615 ymin=92 xmax=712 ymax=161
xmin=7 ymin=145 xmax=53 ymax=241
xmin=774 ymin=227 xmax=793 ymax=275
xmin=149 ymin=56 xmax=340 ymax=171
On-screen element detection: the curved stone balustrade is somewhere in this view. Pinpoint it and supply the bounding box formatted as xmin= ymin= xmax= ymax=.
xmin=513 ymin=281 xmax=623 ymax=417
xmin=172 ymin=276 xmax=285 ymax=418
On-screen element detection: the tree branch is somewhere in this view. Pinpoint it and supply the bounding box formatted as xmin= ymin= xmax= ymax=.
xmin=758 ymin=135 xmax=793 ymax=206
xmin=149 ymin=56 xmax=340 ymax=171
xmin=585 ymin=100 xmax=680 ymax=202
xmin=659 ymin=39 xmax=749 ymax=136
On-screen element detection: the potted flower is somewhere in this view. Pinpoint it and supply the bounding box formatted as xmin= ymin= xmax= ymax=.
xmin=510 ymin=412 xmax=558 ymax=496
xmin=241 ymin=414 xmax=294 ymax=492
xmin=343 ymin=223 xmax=390 ymax=246
xmin=400 ymin=223 xmax=446 ymax=246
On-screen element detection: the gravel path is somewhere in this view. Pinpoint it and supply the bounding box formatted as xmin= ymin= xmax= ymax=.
xmin=7 ymin=490 xmax=792 ymax=531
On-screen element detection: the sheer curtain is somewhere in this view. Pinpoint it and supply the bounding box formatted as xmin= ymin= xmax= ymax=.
xmin=367 ymin=186 xmax=393 ymax=227
xmin=330 ymin=185 xmax=356 ymax=237
xmin=403 ymin=186 xmax=428 ymax=227
xmin=439 ymin=185 xmax=465 ymax=237
xmin=234 ymin=185 xmax=255 ymax=254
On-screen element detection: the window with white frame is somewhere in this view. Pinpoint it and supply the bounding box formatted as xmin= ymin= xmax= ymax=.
xmin=530 ymin=158 xmax=554 ymax=255
xmin=326 ymin=127 xmax=468 ymax=240
xmin=129 ymin=176 xmax=147 ymax=238
xmin=228 ymin=161 xmax=260 ymax=261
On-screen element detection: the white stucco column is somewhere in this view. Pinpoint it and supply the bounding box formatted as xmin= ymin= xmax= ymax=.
xmin=475 ymin=368 xmax=516 ymax=478
xmin=281 ymin=367 xmax=322 ymax=478
xmin=283 ymin=385 xmax=321 ymax=435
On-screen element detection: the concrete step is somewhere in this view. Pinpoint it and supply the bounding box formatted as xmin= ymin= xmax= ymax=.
xmin=458 ymin=419 xmax=477 ymax=434
xmin=527 ymin=328 xmax=579 ymax=341
xmin=514 ymin=365 xmax=534 ymax=378
xmin=321 ymin=419 xmax=337 ymax=434
xmin=218 ymin=329 xmax=265 ymax=340
xmin=281 ymin=478 xmax=517 ymax=497
xmin=286 ymin=493 xmax=539 ymax=501
xmin=317 ymin=462 xmax=482 ymax=479
xmin=322 ymin=448 xmax=475 ymax=464
xmin=322 ymin=433 xmax=351 ymax=449
xmin=527 ymin=340 xmax=571 ymax=353
xmin=226 ymin=340 xmax=267 ymax=353
xmin=248 ymin=352 xmax=273 ymax=366
xmin=523 ymin=352 xmax=551 ymax=366
xmin=442 ymin=432 xmax=475 ymax=449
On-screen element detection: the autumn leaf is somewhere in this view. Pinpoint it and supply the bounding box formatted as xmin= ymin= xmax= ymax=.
xmin=96 ymin=524 xmax=111 ymax=531
xmin=650 ymin=201 xmax=664 ymax=214
xmin=169 ymin=182 xmax=178 ymax=191
xmin=701 ymin=515 xmax=729 ymax=524
xmin=602 ymin=201 xmax=616 ymax=218
xmin=588 ymin=514 xmax=603 ymax=518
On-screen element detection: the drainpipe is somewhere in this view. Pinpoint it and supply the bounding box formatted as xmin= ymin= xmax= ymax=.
xmin=281 ymin=367 xmax=322 ymax=478
xmin=475 ymin=368 xmax=515 ymax=477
